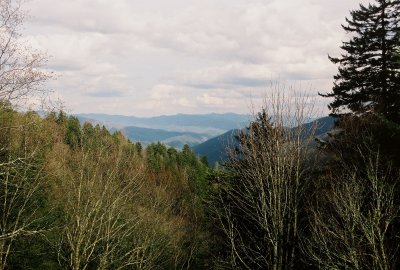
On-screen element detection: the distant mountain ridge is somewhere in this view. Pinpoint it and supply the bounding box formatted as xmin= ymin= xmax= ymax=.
xmin=75 ymin=112 xmax=250 ymax=149
xmin=76 ymin=112 xmax=250 ymax=135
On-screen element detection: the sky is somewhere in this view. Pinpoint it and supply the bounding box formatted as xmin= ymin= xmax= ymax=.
xmin=24 ymin=0 xmax=368 ymax=116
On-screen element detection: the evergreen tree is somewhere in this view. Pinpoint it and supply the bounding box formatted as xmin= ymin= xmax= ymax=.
xmin=321 ymin=0 xmax=400 ymax=122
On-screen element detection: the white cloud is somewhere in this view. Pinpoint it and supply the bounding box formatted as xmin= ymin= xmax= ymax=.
xmin=151 ymin=84 xmax=175 ymax=100
xmin=22 ymin=0 xmax=370 ymax=116
xmin=176 ymin=97 xmax=193 ymax=107
xmin=197 ymin=93 xmax=224 ymax=106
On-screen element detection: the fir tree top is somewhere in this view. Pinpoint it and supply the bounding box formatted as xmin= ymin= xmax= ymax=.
xmin=321 ymin=0 xmax=400 ymax=122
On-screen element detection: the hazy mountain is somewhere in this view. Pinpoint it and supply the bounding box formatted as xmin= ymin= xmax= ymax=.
xmin=192 ymin=116 xmax=336 ymax=167
xmin=119 ymin=126 xmax=210 ymax=148
xmin=75 ymin=113 xmax=250 ymax=136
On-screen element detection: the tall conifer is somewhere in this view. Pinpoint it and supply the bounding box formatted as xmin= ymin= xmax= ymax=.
xmin=321 ymin=0 xmax=400 ymax=122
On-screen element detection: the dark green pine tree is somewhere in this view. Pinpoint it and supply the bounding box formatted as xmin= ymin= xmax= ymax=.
xmin=321 ymin=0 xmax=400 ymax=122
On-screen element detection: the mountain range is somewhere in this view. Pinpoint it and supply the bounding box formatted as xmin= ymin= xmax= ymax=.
xmin=75 ymin=113 xmax=251 ymax=148
xmin=73 ymin=112 xmax=335 ymax=166
xmin=76 ymin=113 xmax=250 ymax=135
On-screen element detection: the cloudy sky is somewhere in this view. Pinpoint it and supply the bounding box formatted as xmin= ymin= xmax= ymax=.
xmin=24 ymin=0 xmax=367 ymax=116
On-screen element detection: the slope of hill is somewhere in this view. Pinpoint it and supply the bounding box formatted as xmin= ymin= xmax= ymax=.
xmin=301 ymin=116 xmax=336 ymax=137
xmin=192 ymin=129 xmax=240 ymax=166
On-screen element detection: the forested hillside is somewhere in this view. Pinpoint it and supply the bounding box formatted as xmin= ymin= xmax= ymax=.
xmin=0 ymin=104 xmax=213 ymax=269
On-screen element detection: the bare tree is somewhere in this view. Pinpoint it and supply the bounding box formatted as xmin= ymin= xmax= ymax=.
xmin=304 ymin=150 xmax=400 ymax=270
xmin=0 ymin=152 xmax=42 ymax=270
xmin=0 ymin=111 xmax=48 ymax=270
xmin=49 ymin=127 xmax=184 ymax=270
xmin=214 ymin=89 xmax=316 ymax=269
xmin=0 ymin=0 xmax=51 ymax=108
xmin=54 ymin=146 xmax=143 ymax=270
xmin=0 ymin=1 xmax=52 ymax=266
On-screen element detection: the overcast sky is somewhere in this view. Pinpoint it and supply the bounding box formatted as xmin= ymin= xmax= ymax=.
xmin=24 ymin=0 xmax=368 ymax=116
